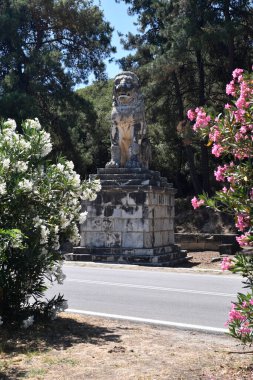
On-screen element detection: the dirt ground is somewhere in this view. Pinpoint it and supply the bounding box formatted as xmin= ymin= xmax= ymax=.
xmin=1 ymin=313 xmax=253 ymax=380
xmin=1 ymin=252 xmax=251 ymax=380
xmin=183 ymin=251 xmax=227 ymax=271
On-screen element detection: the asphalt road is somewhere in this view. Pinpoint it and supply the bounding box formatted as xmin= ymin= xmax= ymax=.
xmin=46 ymin=264 xmax=245 ymax=332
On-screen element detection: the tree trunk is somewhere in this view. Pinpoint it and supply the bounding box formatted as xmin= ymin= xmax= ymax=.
xmin=196 ymin=50 xmax=211 ymax=194
xmin=172 ymin=70 xmax=202 ymax=194
xmin=223 ymin=0 xmax=234 ymax=73
xmin=185 ymin=145 xmax=202 ymax=194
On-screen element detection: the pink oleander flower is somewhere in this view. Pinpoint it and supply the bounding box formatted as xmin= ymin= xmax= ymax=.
xmin=221 ymin=256 xmax=233 ymax=271
xmin=187 ymin=109 xmax=196 ymax=121
xmin=209 ymin=127 xmax=220 ymax=143
xmin=232 ymin=68 xmax=244 ymax=79
xmin=240 ymin=80 xmax=251 ymax=96
xmin=239 ymin=326 xmax=251 ymax=335
xmin=228 ymin=303 xmax=246 ymax=322
xmin=235 ymin=132 xmax=243 ymax=142
xmin=242 ymin=301 xmax=248 ymax=308
xmin=249 ymin=299 xmax=253 ymax=305
xmin=214 ymin=165 xmax=227 ymax=182
xmin=226 ymin=80 xmax=236 ymax=96
xmin=236 ymin=96 xmax=248 ymax=109
xmin=211 ymin=144 xmax=224 ymax=157
xmin=227 ymin=176 xmax=235 ymax=183
xmin=236 ymin=232 xmax=252 ymax=247
xmin=238 ymin=75 xmax=244 ymax=83
xmin=192 ymin=107 xmax=211 ymax=131
xmin=191 ymin=196 xmax=204 ymax=210
xmin=234 ymin=149 xmax=251 ymax=159
xmin=233 ymin=109 xmax=245 ymax=123
xmin=240 ymin=125 xmax=248 ymax=134
xmin=235 ymin=214 xmax=250 ymax=232
xmin=222 ymin=187 xmax=227 ymax=193
xmin=225 ymin=103 xmax=231 ymax=109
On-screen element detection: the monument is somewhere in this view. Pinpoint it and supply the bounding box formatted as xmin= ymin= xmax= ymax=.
xmin=68 ymin=72 xmax=187 ymax=265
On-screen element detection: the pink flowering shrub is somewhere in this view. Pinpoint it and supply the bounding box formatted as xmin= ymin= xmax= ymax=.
xmin=221 ymin=256 xmax=234 ymax=271
xmin=188 ymin=68 xmax=253 ymax=344
xmin=191 ymin=196 xmax=205 ymax=210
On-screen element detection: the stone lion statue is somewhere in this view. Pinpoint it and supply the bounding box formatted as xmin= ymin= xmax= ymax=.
xmin=106 ymin=71 xmax=151 ymax=169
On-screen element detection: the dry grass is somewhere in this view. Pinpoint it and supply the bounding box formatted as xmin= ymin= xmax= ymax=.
xmin=1 ymin=313 xmax=253 ymax=380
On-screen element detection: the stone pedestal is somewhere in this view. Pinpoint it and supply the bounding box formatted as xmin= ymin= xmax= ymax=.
xmin=67 ymin=168 xmax=187 ymax=265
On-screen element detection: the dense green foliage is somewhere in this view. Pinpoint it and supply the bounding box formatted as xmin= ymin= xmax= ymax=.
xmin=0 ymin=118 xmax=100 ymax=326
xmin=115 ymin=0 xmax=253 ymax=195
xmin=0 ymin=0 xmax=115 ymax=175
xmin=77 ymin=80 xmax=114 ymax=169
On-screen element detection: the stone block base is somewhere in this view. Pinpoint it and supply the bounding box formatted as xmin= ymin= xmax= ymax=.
xmin=66 ymin=245 xmax=187 ymax=266
xmin=67 ymin=168 xmax=188 ymax=266
xmin=175 ymin=233 xmax=239 ymax=252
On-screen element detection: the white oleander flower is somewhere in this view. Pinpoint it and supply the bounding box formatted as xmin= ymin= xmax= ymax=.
xmin=3 ymin=118 xmax=16 ymax=131
xmin=19 ymin=139 xmax=31 ymax=151
xmin=81 ymin=188 xmax=97 ymax=201
xmin=25 ymin=118 xmax=41 ymax=130
xmin=0 ymin=182 xmax=7 ymax=195
xmin=15 ymin=161 xmax=28 ymax=173
xmin=2 ymin=129 xmax=15 ymax=142
xmin=79 ymin=211 xmax=88 ymax=224
xmin=40 ymin=225 xmax=50 ymax=244
xmin=41 ymin=247 xmax=48 ymax=255
xmin=72 ymin=173 xmax=81 ymax=186
xmin=33 ymin=216 xmax=43 ymax=228
xmin=18 ymin=179 xmax=33 ymax=192
xmin=68 ymin=224 xmax=80 ymax=245
xmin=56 ymin=163 xmax=65 ymax=172
xmin=40 ymin=131 xmax=52 ymax=157
xmin=52 ymin=234 xmax=60 ymax=250
xmin=65 ymin=161 xmax=74 ymax=170
xmin=22 ymin=315 xmax=34 ymax=329
xmin=93 ymin=179 xmax=102 ymax=192
xmin=2 ymin=158 xmax=10 ymax=169
xmin=69 ymin=197 xmax=79 ymax=206
xmin=59 ymin=212 xmax=71 ymax=229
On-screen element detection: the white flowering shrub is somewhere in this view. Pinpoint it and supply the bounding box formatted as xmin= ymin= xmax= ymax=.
xmin=0 ymin=118 xmax=101 ymax=326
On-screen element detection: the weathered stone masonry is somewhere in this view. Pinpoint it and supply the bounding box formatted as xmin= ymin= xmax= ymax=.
xmin=70 ymin=168 xmax=187 ymax=265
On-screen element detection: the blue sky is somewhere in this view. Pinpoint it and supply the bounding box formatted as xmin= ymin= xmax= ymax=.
xmin=92 ymin=0 xmax=138 ymax=81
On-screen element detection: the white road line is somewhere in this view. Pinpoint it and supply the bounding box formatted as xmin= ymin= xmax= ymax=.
xmin=63 ymin=264 xmax=239 ymax=279
xmin=66 ymin=278 xmax=236 ymax=297
xmin=66 ymin=308 xmax=228 ymax=334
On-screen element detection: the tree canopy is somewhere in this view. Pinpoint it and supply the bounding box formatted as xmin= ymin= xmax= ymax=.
xmin=0 ymin=0 xmax=115 ymax=175
xmin=115 ymin=0 xmax=253 ymax=195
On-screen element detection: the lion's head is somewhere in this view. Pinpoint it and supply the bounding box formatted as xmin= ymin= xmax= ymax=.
xmin=113 ymin=71 xmax=140 ymax=107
